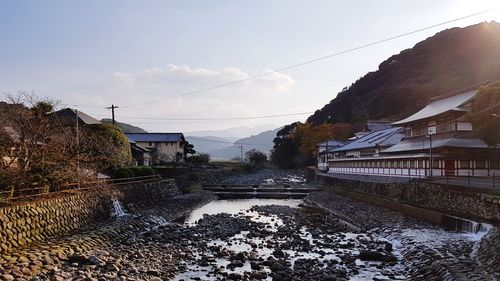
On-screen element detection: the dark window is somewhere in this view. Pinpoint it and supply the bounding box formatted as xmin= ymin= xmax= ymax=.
xmin=476 ymin=160 xmax=486 ymax=169
xmin=148 ymin=142 xmax=152 ymax=146
xmin=460 ymin=160 xmax=470 ymax=169
xmin=491 ymin=160 xmax=500 ymax=169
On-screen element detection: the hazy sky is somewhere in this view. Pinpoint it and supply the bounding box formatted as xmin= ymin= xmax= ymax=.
xmin=1 ymin=0 xmax=500 ymax=132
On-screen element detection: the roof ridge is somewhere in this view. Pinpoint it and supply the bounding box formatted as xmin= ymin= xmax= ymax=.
xmin=429 ymin=81 xmax=489 ymax=102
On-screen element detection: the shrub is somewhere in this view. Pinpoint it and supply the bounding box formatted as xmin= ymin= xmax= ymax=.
xmin=140 ymin=166 xmax=155 ymax=176
xmin=114 ymin=168 xmax=132 ymax=179
xmin=190 ymin=153 xmax=211 ymax=165
xmin=129 ymin=166 xmax=143 ymax=177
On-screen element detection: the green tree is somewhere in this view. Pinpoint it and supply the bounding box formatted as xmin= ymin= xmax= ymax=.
xmin=245 ymin=149 xmax=267 ymax=167
xmin=470 ymin=82 xmax=500 ymax=146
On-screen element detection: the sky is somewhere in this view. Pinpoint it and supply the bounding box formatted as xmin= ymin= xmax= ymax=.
xmin=1 ymin=0 xmax=500 ymax=133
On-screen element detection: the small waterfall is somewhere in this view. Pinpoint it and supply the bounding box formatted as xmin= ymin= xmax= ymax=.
xmin=442 ymin=215 xmax=492 ymax=235
xmin=112 ymin=198 xmax=127 ymax=217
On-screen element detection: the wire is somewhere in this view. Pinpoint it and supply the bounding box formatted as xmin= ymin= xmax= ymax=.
xmin=84 ymin=111 xmax=314 ymax=121
xmin=98 ymin=111 xmax=313 ymax=121
xmin=186 ymin=136 xmax=269 ymax=146
xmin=120 ymin=9 xmax=495 ymax=108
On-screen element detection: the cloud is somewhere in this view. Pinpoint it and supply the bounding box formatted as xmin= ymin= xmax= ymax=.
xmin=111 ymin=64 xmax=296 ymax=94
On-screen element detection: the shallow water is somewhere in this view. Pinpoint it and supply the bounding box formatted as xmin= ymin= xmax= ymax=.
xmin=175 ymin=199 xmax=407 ymax=281
xmin=184 ymin=199 xmax=302 ymax=224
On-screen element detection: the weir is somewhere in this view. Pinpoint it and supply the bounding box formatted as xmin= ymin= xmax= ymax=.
xmin=202 ymin=184 xmax=320 ymax=199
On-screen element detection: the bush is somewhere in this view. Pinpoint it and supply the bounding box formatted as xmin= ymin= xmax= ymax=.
xmin=189 ymin=153 xmax=211 ymax=165
xmin=140 ymin=166 xmax=155 ymax=176
xmin=114 ymin=168 xmax=133 ymax=178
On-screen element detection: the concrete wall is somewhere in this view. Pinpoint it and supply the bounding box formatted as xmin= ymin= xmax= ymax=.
xmin=316 ymin=174 xmax=500 ymax=223
xmin=0 ymin=192 xmax=111 ymax=253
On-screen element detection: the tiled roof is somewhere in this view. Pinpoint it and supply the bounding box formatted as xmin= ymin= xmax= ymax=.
xmin=333 ymin=127 xmax=405 ymax=152
xmin=55 ymin=108 xmax=101 ymax=125
xmin=382 ymin=136 xmax=488 ymax=153
xmin=392 ymin=90 xmax=476 ymax=125
xmin=126 ymin=133 xmax=185 ymax=142
xmin=316 ymin=140 xmax=345 ymax=147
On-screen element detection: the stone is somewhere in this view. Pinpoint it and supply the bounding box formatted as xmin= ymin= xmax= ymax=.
xmin=1 ymin=274 xmax=14 ymax=281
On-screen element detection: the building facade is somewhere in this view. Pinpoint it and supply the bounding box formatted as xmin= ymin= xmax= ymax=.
xmin=126 ymin=133 xmax=186 ymax=164
xmin=325 ymin=85 xmax=500 ymax=178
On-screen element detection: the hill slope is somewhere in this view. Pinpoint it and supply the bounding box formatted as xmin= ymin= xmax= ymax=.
xmin=307 ymin=22 xmax=500 ymax=125
xmin=101 ymin=118 xmax=147 ymax=133
xmin=208 ymin=127 xmax=282 ymax=160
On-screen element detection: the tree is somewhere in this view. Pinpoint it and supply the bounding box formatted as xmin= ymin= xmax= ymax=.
xmin=245 ymin=149 xmax=267 ymax=167
xmin=270 ymin=122 xmax=301 ymax=169
xmin=270 ymin=121 xmax=354 ymax=168
xmin=470 ymin=82 xmax=500 ymax=146
xmin=0 ymin=92 xmax=132 ymax=194
xmin=183 ymin=141 xmax=196 ymax=162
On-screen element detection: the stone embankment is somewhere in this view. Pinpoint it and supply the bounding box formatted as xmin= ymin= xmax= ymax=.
xmin=0 ymin=192 xmax=111 ymax=254
xmin=0 ymin=179 xmax=217 ymax=280
xmin=316 ymin=174 xmax=500 ymax=223
xmin=306 ymin=191 xmax=498 ymax=281
xmin=478 ymin=227 xmax=500 ymax=279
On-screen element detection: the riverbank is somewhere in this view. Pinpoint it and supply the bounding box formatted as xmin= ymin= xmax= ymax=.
xmin=305 ymin=190 xmax=497 ymax=280
xmin=0 ymin=191 xmax=216 ymax=280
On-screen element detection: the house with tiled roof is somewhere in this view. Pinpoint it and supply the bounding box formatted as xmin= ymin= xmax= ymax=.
xmin=325 ymin=82 xmax=500 ymax=179
xmin=126 ymin=133 xmax=186 ymax=164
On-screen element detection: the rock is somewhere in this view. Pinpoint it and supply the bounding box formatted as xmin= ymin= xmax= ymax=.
xmin=1 ymin=274 xmax=14 ymax=281
xmin=358 ymin=250 xmax=385 ymax=261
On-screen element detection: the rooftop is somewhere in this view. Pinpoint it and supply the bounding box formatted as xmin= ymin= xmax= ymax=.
xmin=333 ymin=127 xmax=405 ymax=153
xmin=392 ymin=90 xmax=476 ymax=125
xmin=55 ymin=108 xmax=101 ymax=125
xmin=382 ymin=136 xmax=488 ymax=153
xmin=126 ymin=133 xmax=185 ymax=143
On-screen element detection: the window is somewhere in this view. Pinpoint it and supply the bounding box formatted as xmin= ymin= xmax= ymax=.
xmin=460 ymin=160 xmax=470 ymax=169
xmin=403 ymin=161 xmax=408 ymax=168
xmin=432 ymin=160 xmax=439 ymax=168
xmin=418 ymin=160 xmax=423 ymax=168
xmin=491 ymin=160 xmax=500 ymax=169
xmin=410 ymin=161 xmax=416 ymax=168
xmin=148 ymin=142 xmax=152 ymax=146
xmin=476 ymin=161 xmax=486 ymax=169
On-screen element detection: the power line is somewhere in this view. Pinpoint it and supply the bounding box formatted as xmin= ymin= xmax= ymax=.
xmin=98 ymin=111 xmax=313 ymax=121
xmin=121 ymin=9 xmax=495 ymax=108
xmin=83 ymin=111 xmax=314 ymax=121
xmin=186 ymin=136 xmax=269 ymax=146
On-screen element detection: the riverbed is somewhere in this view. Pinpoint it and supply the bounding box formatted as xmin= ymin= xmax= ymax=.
xmin=172 ymin=199 xmax=407 ymax=281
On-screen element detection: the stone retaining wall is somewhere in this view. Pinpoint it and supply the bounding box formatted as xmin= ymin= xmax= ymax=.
xmin=0 ymin=179 xmax=183 ymax=255
xmin=478 ymin=227 xmax=500 ymax=278
xmin=0 ymin=192 xmax=111 ymax=254
xmin=316 ymin=174 xmax=500 ymax=223
xmin=119 ymin=179 xmax=181 ymax=207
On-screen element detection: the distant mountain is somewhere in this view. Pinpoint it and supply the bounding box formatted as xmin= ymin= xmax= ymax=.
xmin=307 ymin=22 xmax=500 ymax=126
xmin=185 ymin=124 xmax=278 ymax=139
xmin=101 ymin=118 xmax=147 ymax=133
xmin=185 ymin=135 xmax=239 ymax=154
xmin=208 ymin=127 xmax=282 ymax=160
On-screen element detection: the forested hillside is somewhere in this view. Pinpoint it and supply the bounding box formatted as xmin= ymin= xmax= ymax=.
xmin=307 ymin=22 xmax=500 ymax=125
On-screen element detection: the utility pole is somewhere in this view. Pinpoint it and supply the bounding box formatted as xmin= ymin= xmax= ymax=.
xmin=427 ymin=134 xmax=433 ymax=178
xmin=76 ymin=109 xmax=80 ymax=186
xmin=240 ymin=146 xmax=244 ymax=162
xmin=106 ymin=104 xmax=119 ymax=124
